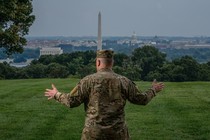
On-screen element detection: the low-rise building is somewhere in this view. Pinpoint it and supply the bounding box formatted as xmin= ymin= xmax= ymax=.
xmin=40 ymin=47 xmax=63 ymax=56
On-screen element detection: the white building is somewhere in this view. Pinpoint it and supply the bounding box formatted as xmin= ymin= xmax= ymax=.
xmin=40 ymin=47 xmax=63 ymax=56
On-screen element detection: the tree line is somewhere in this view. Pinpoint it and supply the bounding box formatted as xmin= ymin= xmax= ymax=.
xmin=1 ymin=45 xmax=210 ymax=81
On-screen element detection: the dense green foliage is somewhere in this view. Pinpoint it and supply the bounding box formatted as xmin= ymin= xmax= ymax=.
xmin=0 ymin=0 xmax=35 ymax=55
xmin=1 ymin=46 xmax=210 ymax=81
xmin=131 ymin=46 xmax=167 ymax=80
xmin=0 ymin=79 xmax=209 ymax=139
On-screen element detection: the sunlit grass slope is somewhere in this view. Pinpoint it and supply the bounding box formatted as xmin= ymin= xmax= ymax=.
xmin=0 ymin=79 xmax=209 ymax=140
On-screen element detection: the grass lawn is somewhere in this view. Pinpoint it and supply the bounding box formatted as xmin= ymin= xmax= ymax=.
xmin=0 ymin=79 xmax=210 ymax=140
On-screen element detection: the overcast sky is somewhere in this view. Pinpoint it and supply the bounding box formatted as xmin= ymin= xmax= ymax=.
xmin=29 ymin=0 xmax=210 ymax=37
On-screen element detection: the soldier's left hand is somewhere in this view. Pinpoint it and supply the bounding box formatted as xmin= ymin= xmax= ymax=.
xmin=152 ymin=79 xmax=164 ymax=93
xmin=44 ymin=84 xmax=58 ymax=100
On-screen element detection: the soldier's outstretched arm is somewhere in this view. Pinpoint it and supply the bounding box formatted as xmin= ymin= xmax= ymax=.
xmin=123 ymin=78 xmax=164 ymax=105
xmin=44 ymin=83 xmax=87 ymax=108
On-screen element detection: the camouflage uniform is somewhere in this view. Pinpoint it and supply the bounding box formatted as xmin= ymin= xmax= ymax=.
xmin=54 ymin=68 xmax=156 ymax=140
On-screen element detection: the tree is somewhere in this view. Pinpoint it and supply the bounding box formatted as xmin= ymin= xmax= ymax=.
xmin=82 ymin=50 xmax=96 ymax=65
xmin=47 ymin=63 xmax=69 ymax=78
xmin=173 ymin=56 xmax=199 ymax=81
xmin=25 ymin=64 xmax=47 ymax=78
xmin=0 ymin=62 xmax=17 ymax=79
xmin=114 ymin=53 xmax=130 ymax=67
xmin=197 ymin=63 xmax=210 ymax=81
xmin=38 ymin=55 xmax=55 ymax=65
xmin=0 ymin=0 xmax=35 ymax=55
xmin=131 ymin=45 xmax=166 ymax=80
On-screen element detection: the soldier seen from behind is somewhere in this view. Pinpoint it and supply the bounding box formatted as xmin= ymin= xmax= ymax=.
xmin=45 ymin=50 xmax=164 ymax=140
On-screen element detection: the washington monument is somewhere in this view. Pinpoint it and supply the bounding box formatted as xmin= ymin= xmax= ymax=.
xmin=97 ymin=12 xmax=102 ymax=50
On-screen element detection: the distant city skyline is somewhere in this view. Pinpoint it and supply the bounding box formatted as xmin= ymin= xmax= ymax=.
xmin=29 ymin=0 xmax=210 ymax=37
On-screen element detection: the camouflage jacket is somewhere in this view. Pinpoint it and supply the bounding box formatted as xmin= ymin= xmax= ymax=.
xmin=54 ymin=68 xmax=156 ymax=140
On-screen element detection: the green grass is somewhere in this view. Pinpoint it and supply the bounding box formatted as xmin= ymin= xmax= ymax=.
xmin=0 ymin=79 xmax=210 ymax=140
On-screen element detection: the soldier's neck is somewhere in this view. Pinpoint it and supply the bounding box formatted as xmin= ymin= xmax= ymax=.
xmin=97 ymin=67 xmax=112 ymax=72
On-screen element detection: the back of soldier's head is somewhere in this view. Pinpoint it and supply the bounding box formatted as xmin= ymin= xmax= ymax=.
xmin=96 ymin=50 xmax=114 ymax=66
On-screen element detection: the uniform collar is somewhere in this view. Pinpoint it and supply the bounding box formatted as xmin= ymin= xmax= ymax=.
xmin=97 ymin=68 xmax=113 ymax=72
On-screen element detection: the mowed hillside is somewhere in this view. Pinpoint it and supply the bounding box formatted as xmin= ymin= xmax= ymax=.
xmin=0 ymin=79 xmax=210 ymax=140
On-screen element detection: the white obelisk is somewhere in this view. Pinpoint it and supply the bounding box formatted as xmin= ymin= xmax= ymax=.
xmin=97 ymin=12 xmax=102 ymax=50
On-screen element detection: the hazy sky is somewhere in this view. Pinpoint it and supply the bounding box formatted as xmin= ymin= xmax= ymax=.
xmin=29 ymin=0 xmax=210 ymax=37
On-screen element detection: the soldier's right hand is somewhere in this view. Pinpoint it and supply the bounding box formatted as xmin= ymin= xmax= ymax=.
xmin=44 ymin=84 xmax=58 ymax=100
